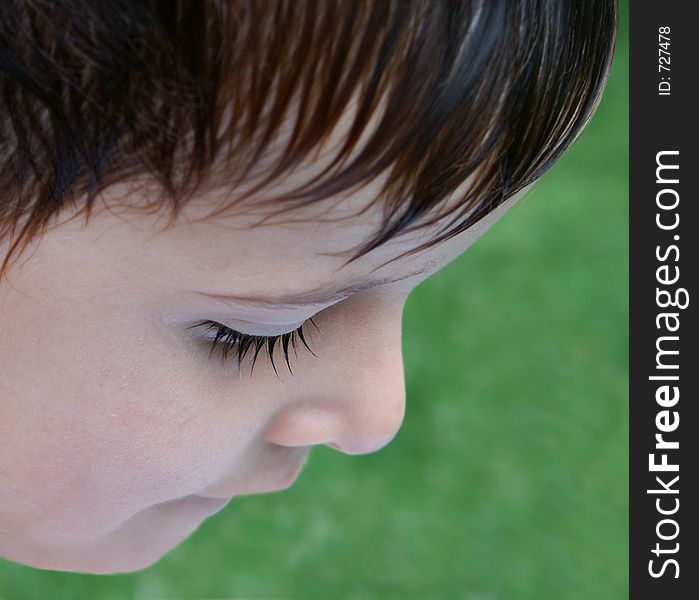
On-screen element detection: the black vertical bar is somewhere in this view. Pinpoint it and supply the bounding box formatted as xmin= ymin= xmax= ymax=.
xmin=629 ymin=2 xmax=697 ymax=598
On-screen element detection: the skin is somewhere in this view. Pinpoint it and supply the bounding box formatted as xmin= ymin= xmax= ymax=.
xmin=0 ymin=145 xmax=529 ymax=574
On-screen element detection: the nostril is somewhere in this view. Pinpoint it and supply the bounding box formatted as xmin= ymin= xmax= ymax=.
xmin=326 ymin=433 xmax=397 ymax=455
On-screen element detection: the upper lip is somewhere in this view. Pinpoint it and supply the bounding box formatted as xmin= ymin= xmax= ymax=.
xmin=196 ymin=460 xmax=307 ymax=499
xmin=193 ymin=494 xmax=234 ymax=502
xmin=192 ymin=491 xmax=227 ymax=499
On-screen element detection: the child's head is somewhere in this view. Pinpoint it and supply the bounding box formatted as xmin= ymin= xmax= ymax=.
xmin=0 ymin=1 xmax=617 ymax=574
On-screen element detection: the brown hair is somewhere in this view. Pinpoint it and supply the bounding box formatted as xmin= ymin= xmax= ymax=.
xmin=0 ymin=0 xmax=617 ymax=279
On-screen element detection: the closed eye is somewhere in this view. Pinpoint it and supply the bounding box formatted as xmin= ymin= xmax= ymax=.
xmin=185 ymin=319 xmax=319 ymax=377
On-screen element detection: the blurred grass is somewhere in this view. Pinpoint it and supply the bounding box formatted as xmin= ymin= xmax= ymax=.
xmin=0 ymin=4 xmax=628 ymax=599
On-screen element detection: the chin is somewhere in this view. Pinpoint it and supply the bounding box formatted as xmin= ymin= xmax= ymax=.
xmin=2 ymin=493 xmax=234 ymax=574
xmin=1 ymin=538 xmax=179 ymax=575
xmin=4 ymin=513 xmax=206 ymax=575
xmin=75 ymin=552 xmax=171 ymax=575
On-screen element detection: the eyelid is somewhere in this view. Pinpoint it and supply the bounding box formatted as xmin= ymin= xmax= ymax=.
xmin=187 ymin=318 xmax=319 ymax=377
xmin=209 ymin=318 xmax=308 ymax=337
xmin=193 ymin=264 xmax=439 ymax=310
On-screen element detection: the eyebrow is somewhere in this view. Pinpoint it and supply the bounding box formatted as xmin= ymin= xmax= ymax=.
xmin=195 ymin=265 xmax=435 ymax=309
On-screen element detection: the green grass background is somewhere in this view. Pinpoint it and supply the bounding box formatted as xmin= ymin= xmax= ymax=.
xmin=0 ymin=5 xmax=628 ymax=599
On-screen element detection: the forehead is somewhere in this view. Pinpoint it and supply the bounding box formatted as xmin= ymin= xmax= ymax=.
xmin=93 ymin=171 xmax=523 ymax=306
xmin=97 ymin=179 xmax=433 ymax=285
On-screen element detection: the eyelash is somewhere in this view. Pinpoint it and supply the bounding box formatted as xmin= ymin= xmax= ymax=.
xmin=185 ymin=318 xmax=319 ymax=376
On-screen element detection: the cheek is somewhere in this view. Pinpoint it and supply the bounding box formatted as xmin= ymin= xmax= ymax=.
xmin=0 ymin=299 xmax=258 ymax=545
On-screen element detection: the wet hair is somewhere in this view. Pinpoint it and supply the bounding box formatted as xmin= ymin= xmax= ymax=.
xmin=0 ymin=0 xmax=617 ymax=279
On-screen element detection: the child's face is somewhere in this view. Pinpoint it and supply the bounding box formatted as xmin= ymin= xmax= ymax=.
xmin=0 ymin=169 xmax=524 ymax=573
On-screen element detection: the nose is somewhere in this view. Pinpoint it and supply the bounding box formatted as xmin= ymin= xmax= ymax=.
xmin=262 ymin=298 xmax=406 ymax=456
